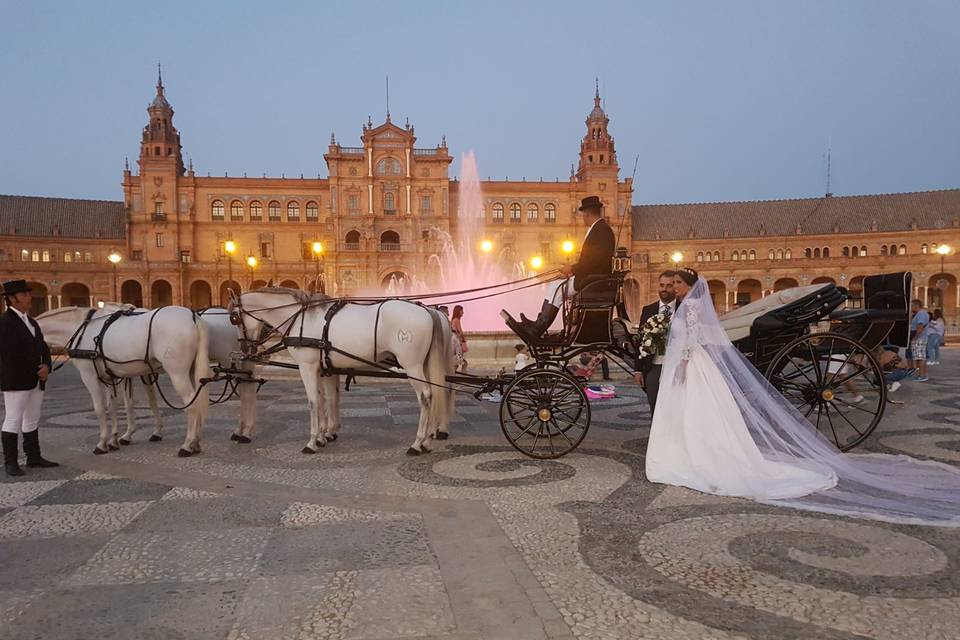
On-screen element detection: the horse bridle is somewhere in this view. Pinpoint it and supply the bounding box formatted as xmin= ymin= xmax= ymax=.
xmin=228 ymin=292 xmax=312 ymax=356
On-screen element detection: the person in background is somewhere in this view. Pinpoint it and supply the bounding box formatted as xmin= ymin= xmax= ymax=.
xmin=451 ymin=305 xmax=468 ymax=372
xmin=908 ymin=299 xmax=930 ymax=382
xmin=513 ymin=344 xmax=530 ymax=371
xmin=1 ymin=280 xmax=59 ymax=476
xmin=927 ymin=308 xmax=945 ymax=366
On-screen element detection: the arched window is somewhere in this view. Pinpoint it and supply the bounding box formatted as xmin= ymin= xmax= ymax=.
xmin=250 ymin=201 xmax=263 ymax=220
xmin=843 ymin=246 xmax=850 ymax=257
xmin=31 ymin=250 xmax=39 ymax=262
xmin=777 ymin=249 xmax=784 ymax=260
xmin=921 ymin=243 xmax=928 ymax=254
xmin=527 ymin=204 xmax=539 ymax=222
xmin=860 ymin=245 xmax=867 ymax=257
xmin=880 ymin=245 xmax=888 ymax=256
xmin=898 ymin=244 xmax=906 ymax=255
xmin=211 ymin=200 xmax=224 ymax=220
xmin=384 ymin=192 xmax=396 ymax=212
xmin=662 ymin=253 xmax=670 ymax=263
xmin=748 ymin=250 xmax=756 ymax=261
xmin=306 ymin=201 xmax=319 ymax=220
xmin=379 ymin=230 xmax=400 ymax=250
xmin=344 ymin=230 xmax=361 ymax=248
xmin=492 ymin=203 xmax=504 ymax=222
xmin=696 ymin=252 xmax=704 ymax=262
xmin=768 ymin=249 xmax=775 ymax=260
xmin=544 ymin=203 xmax=557 ymax=223
xmin=805 ymin=248 xmax=812 ymax=258
xmin=230 ymin=200 xmax=243 ymax=221
xmin=713 ymin=251 xmax=720 ymax=261
xmin=851 ymin=246 xmax=858 ymax=257
xmin=287 ymin=201 xmax=300 ymax=221
xmin=732 ymin=252 xmax=739 ymax=262
xmin=823 ymin=247 xmax=830 ymax=258
xmin=64 ymin=251 xmax=73 ymax=263
xmin=375 ymin=157 xmax=402 ymax=175
xmin=509 ymin=203 xmax=521 ymax=223
xmin=785 ymin=249 xmax=792 ymax=260
xmin=268 ymin=201 xmax=281 ymax=221
xmin=704 ymin=252 xmax=711 ymax=263
xmin=814 ymin=248 xmax=821 ymax=258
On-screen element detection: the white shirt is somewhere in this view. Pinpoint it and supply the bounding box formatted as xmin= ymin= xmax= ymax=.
xmin=658 ymin=299 xmax=677 ymax=318
xmin=12 ymin=307 xmax=35 ymax=337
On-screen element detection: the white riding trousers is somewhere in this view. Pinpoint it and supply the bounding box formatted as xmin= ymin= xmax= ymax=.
xmin=2 ymin=385 xmax=44 ymax=434
xmin=545 ymin=277 xmax=575 ymax=306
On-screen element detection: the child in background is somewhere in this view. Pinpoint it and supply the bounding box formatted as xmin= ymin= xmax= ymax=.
xmin=514 ymin=344 xmax=530 ymax=371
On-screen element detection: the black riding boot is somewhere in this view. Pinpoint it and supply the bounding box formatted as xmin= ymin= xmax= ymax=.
xmin=518 ymin=301 xmax=560 ymax=340
xmin=2 ymin=432 xmax=24 ymax=477
xmin=23 ymin=430 xmax=59 ymax=468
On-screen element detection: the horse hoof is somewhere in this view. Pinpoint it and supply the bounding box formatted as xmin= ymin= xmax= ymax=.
xmin=107 ymin=443 xmax=120 ymax=451
xmin=118 ymin=438 xmax=131 ymax=446
xmin=177 ymin=448 xmax=193 ymax=458
xmin=301 ymin=446 xmax=318 ymax=455
xmin=236 ymin=435 xmax=252 ymax=444
xmin=436 ymin=432 xmax=449 ymax=440
xmin=93 ymin=447 xmax=109 ymax=455
xmin=230 ymin=433 xmax=241 ymax=442
xmin=314 ymin=439 xmax=327 ymax=448
xmin=327 ymin=433 xmax=338 ymax=442
xmin=406 ymin=447 xmax=422 ymax=456
xmin=149 ymin=435 xmax=162 ymax=442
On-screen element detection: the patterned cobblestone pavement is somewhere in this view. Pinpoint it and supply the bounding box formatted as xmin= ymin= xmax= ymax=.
xmin=1 ymin=353 xmax=958 ymax=639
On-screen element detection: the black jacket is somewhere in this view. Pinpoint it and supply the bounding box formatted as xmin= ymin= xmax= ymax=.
xmin=0 ymin=308 xmax=52 ymax=391
xmin=571 ymin=218 xmax=616 ymax=291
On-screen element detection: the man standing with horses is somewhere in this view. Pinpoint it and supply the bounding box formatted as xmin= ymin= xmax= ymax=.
xmin=504 ymin=196 xmax=617 ymax=342
xmin=1 ymin=280 xmax=58 ymax=476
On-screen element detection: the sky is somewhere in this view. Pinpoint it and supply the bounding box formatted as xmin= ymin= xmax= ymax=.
xmin=1 ymin=0 xmax=958 ymax=204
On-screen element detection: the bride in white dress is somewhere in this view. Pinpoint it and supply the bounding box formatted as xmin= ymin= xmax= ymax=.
xmin=646 ymin=268 xmax=960 ymax=526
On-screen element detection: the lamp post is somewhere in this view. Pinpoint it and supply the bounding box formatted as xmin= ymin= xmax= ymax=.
xmin=561 ymin=240 xmax=575 ymax=264
xmin=107 ymin=251 xmax=122 ymax=302
xmin=246 ymin=254 xmax=257 ymax=288
xmin=671 ymin=251 xmax=684 ymax=267
xmin=311 ymin=240 xmax=324 ymax=293
xmin=937 ymin=244 xmax=952 ymax=276
xmin=224 ymin=240 xmax=237 ymax=298
xmin=530 ymin=255 xmax=544 ymax=271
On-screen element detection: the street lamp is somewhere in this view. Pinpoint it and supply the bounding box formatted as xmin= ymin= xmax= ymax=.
xmin=561 ymin=240 xmax=575 ymax=265
xmin=107 ymin=251 xmax=122 ymax=301
xmin=530 ymin=255 xmax=544 ymax=270
xmin=246 ymin=254 xmax=257 ymax=287
xmin=937 ymin=243 xmax=952 ymax=275
xmin=480 ymin=239 xmax=493 ymax=254
xmin=311 ymin=240 xmax=324 ymax=293
xmin=224 ymin=240 xmax=237 ymax=298
xmin=671 ymin=251 xmax=684 ymax=266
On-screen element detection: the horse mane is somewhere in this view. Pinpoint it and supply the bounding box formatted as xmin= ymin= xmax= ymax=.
xmin=255 ymin=287 xmax=330 ymax=305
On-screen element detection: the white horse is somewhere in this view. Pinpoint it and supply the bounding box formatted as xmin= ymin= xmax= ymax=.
xmin=231 ymin=288 xmax=453 ymax=454
xmin=38 ymin=305 xmax=211 ymax=456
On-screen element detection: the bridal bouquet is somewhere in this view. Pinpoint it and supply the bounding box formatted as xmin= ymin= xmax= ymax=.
xmin=638 ymin=313 xmax=670 ymax=358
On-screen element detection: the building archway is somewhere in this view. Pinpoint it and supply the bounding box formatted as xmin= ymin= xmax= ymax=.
xmin=61 ymin=282 xmax=91 ymax=307
xmin=307 ymin=277 xmax=326 ymax=295
xmin=926 ymin=274 xmax=957 ymax=329
xmin=190 ymin=280 xmax=213 ymax=309
xmin=121 ymin=280 xmax=144 ymax=307
xmin=736 ymin=279 xmax=762 ymax=307
xmin=379 ymin=230 xmax=400 ymax=251
xmin=847 ymin=276 xmax=865 ymax=308
xmin=381 ymin=270 xmax=410 ymax=293
xmin=279 ymin=279 xmax=300 ymax=290
xmin=707 ymin=279 xmax=726 ymax=312
xmin=219 ymin=280 xmax=242 ymax=307
xmin=26 ymin=281 xmax=48 ymax=315
xmin=623 ymin=278 xmax=642 ymax=320
xmin=151 ymin=280 xmax=173 ymax=308
xmin=811 ymin=276 xmax=836 ymax=285
xmin=773 ymin=277 xmax=799 ymax=292
xmin=250 ymin=279 xmax=268 ymax=291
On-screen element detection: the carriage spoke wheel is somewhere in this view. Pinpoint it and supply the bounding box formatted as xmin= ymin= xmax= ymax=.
xmin=765 ymin=333 xmax=887 ymax=451
xmin=500 ymin=368 xmax=590 ymax=459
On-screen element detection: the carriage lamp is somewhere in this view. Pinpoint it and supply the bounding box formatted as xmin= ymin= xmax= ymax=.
xmin=671 ymin=251 xmax=684 ymax=265
xmin=480 ymin=239 xmax=493 ymax=254
xmin=530 ymin=256 xmax=544 ymax=270
xmin=107 ymin=252 xmax=122 ymax=301
xmin=561 ymin=240 xmax=575 ymax=255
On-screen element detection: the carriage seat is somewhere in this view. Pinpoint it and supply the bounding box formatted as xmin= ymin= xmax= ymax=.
xmin=572 ymin=276 xmax=619 ymax=309
xmin=719 ymin=284 xmax=836 ymax=342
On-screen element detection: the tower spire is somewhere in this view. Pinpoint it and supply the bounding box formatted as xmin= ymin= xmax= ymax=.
xmin=594 ymin=76 xmax=600 ymax=106
xmin=385 ymin=75 xmax=391 ymax=123
xmin=157 ymin=62 xmax=163 ymax=95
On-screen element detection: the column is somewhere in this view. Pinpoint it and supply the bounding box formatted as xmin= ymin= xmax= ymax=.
xmin=368 ymin=184 xmax=374 ymax=215
xmin=406 ymin=184 xmax=411 ymax=215
xmin=405 ymin=148 xmax=411 ymax=178
xmin=47 ymin=294 xmax=53 ymax=311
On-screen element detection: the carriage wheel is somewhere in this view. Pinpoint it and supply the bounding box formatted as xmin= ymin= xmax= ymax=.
xmin=765 ymin=333 xmax=887 ymax=451
xmin=500 ymin=368 xmax=590 ymax=459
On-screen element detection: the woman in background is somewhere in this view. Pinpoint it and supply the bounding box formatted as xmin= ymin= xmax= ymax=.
xmin=927 ymin=308 xmax=945 ymax=365
xmin=451 ymin=305 xmax=468 ymax=372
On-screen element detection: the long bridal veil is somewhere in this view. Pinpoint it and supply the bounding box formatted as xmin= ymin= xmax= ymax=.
xmin=661 ymin=277 xmax=960 ymax=526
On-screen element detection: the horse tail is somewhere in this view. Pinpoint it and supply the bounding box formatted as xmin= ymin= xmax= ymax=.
xmin=425 ymin=307 xmax=454 ymax=433
xmin=192 ymin=315 xmax=212 ymax=412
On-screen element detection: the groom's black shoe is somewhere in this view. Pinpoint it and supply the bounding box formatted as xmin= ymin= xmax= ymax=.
xmin=518 ymin=301 xmax=560 ymax=340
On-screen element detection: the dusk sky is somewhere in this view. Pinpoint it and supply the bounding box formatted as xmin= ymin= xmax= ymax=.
xmin=2 ymin=0 xmax=958 ymax=204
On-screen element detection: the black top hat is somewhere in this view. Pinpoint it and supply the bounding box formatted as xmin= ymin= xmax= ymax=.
xmin=1 ymin=280 xmax=32 ymax=296
xmin=578 ymin=196 xmax=603 ymax=214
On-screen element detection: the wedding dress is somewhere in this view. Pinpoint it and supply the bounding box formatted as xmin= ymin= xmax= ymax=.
xmin=646 ymin=277 xmax=960 ymax=525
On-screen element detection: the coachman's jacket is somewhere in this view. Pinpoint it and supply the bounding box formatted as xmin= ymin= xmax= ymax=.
xmin=0 ymin=308 xmax=52 ymax=391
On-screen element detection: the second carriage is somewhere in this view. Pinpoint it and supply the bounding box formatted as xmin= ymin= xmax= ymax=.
xmin=498 ymin=249 xmax=912 ymax=459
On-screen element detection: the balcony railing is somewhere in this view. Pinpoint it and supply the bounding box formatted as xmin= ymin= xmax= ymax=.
xmin=340 ymin=147 xmax=365 ymax=155
xmin=152 ymin=213 xmax=167 ymax=222
xmin=383 ymin=209 xmax=397 ymax=215
xmin=380 ymin=243 xmax=401 ymax=251
xmin=343 ymin=242 xmax=360 ymax=250
xmin=413 ymin=148 xmax=438 ymax=156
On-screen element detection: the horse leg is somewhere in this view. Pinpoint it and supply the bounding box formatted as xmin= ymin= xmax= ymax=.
xmin=299 ymin=363 xmax=324 ymax=454
xmin=107 ymin=387 xmax=121 ymax=450
xmin=79 ymin=369 xmax=112 ymax=455
xmin=144 ymin=382 xmax=164 ymax=442
xmin=317 ymin=375 xmax=340 ymax=444
xmin=118 ymin=381 xmax=137 ymax=445
xmin=405 ymin=374 xmax=434 ymax=455
xmin=168 ymin=371 xmax=202 ymax=457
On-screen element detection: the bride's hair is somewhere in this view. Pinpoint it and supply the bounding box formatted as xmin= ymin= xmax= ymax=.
xmin=676 ymin=267 xmax=699 ymax=286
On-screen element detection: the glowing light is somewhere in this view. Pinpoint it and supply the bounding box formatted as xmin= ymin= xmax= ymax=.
xmin=224 ymin=240 xmax=237 ymax=255
xmin=246 ymin=255 xmax=258 ymax=268
xmin=312 ymin=241 xmax=323 ymax=255
xmin=530 ymin=256 xmax=544 ymax=270
xmin=561 ymin=240 xmax=575 ymax=254
xmin=671 ymin=251 xmax=683 ymax=264
xmin=107 ymin=252 xmax=122 ymax=264
xmin=480 ymin=239 xmax=493 ymax=253
xmin=937 ymin=244 xmax=952 ymax=256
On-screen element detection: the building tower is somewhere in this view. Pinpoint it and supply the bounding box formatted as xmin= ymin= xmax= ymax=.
xmin=138 ymin=65 xmax=185 ymax=178
xmin=576 ymin=80 xmax=620 ymax=196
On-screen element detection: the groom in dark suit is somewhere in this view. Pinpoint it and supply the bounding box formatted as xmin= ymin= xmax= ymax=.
xmin=632 ymin=271 xmax=677 ymax=416
xmin=503 ymin=196 xmax=616 ymax=342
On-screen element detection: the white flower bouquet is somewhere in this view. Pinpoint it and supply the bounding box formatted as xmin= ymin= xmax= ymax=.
xmin=637 ymin=313 xmax=670 ymax=358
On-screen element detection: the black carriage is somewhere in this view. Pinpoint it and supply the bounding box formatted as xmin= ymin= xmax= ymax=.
xmin=500 ymin=249 xmax=912 ymax=459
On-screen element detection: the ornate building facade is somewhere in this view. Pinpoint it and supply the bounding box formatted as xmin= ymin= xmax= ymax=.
xmin=1 ymin=72 xmax=957 ymax=333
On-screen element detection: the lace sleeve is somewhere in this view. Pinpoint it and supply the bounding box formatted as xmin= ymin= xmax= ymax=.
xmin=680 ymin=303 xmax=702 ymax=361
